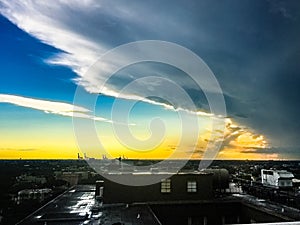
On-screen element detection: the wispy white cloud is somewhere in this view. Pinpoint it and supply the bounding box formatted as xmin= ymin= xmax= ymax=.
xmin=0 ymin=94 xmax=111 ymax=122
xmin=0 ymin=0 xmax=220 ymax=114
xmin=0 ymin=1 xmax=104 ymax=75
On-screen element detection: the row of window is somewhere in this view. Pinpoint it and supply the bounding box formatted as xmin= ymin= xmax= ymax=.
xmin=161 ymin=179 xmax=197 ymax=193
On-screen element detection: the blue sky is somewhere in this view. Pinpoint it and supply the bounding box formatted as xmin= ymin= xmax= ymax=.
xmin=0 ymin=0 xmax=300 ymax=159
xmin=0 ymin=15 xmax=76 ymax=101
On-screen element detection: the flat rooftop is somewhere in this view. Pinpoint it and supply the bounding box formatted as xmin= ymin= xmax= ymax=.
xmin=17 ymin=185 xmax=96 ymax=225
xmin=16 ymin=185 xmax=300 ymax=225
xmin=16 ymin=185 xmax=161 ymax=225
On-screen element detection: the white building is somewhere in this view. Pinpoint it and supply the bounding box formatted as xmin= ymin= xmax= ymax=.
xmin=261 ymin=169 xmax=294 ymax=188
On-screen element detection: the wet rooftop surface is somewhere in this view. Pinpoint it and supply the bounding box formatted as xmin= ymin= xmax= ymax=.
xmin=16 ymin=185 xmax=300 ymax=225
xmin=16 ymin=185 xmax=160 ymax=225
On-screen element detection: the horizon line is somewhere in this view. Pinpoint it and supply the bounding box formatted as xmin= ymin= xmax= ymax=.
xmin=0 ymin=158 xmax=299 ymax=161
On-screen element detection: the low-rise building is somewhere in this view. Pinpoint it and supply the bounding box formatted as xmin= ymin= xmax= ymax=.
xmin=261 ymin=169 xmax=294 ymax=188
xmin=16 ymin=188 xmax=52 ymax=204
xmin=96 ymin=171 xmax=214 ymax=204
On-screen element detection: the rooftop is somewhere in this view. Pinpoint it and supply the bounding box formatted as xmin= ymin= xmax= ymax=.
xmin=16 ymin=184 xmax=300 ymax=225
xmin=16 ymin=185 xmax=161 ymax=225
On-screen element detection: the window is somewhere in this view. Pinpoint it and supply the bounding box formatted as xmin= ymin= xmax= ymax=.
xmin=161 ymin=179 xmax=171 ymax=193
xmin=263 ymin=170 xmax=273 ymax=175
xmin=187 ymin=181 xmax=197 ymax=193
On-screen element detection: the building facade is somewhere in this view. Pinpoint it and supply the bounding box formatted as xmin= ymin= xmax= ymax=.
xmin=97 ymin=172 xmax=214 ymax=203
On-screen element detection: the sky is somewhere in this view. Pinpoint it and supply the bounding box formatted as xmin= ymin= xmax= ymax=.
xmin=0 ymin=0 xmax=300 ymax=160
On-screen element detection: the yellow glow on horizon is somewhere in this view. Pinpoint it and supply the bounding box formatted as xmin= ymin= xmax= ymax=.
xmin=215 ymin=122 xmax=276 ymax=160
xmin=217 ymin=147 xmax=278 ymax=160
xmin=231 ymin=133 xmax=268 ymax=149
xmin=0 ymin=111 xmax=274 ymax=160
